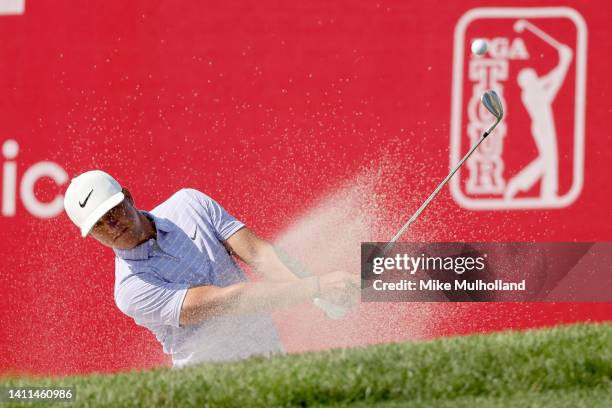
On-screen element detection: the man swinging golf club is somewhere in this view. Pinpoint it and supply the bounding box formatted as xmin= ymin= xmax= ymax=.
xmin=63 ymin=170 xmax=358 ymax=368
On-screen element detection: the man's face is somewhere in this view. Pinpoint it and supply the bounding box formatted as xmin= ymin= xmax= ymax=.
xmin=89 ymin=197 xmax=146 ymax=250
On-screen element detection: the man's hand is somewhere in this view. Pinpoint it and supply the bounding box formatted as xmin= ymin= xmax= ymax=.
xmin=318 ymin=271 xmax=360 ymax=307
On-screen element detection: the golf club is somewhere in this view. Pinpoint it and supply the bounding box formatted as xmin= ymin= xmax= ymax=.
xmin=381 ymin=89 xmax=504 ymax=256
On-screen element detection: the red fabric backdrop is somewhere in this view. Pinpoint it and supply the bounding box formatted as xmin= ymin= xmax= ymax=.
xmin=1 ymin=0 xmax=610 ymax=376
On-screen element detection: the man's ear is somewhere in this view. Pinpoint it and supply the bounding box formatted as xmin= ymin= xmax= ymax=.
xmin=122 ymin=187 xmax=135 ymax=206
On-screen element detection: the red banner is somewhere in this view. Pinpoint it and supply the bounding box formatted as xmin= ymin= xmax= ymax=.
xmin=1 ymin=1 xmax=611 ymax=376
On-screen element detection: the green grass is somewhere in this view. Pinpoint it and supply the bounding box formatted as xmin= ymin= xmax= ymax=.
xmin=1 ymin=323 xmax=611 ymax=407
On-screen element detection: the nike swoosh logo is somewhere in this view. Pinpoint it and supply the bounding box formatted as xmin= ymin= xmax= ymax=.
xmin=79 ymin=189 xmax=94 ymax=208
xmin=190 ymin=226 xmax=197 ymax=240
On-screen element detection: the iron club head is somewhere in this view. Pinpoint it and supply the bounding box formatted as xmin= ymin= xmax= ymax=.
xmin=482 ymin=90 xmax=504 ymax=120
xmin=481 ymin=90 xmax=504 ymax=136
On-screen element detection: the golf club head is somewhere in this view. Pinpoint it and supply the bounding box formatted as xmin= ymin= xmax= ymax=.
xmin=481 ymin=90 xmax=504 ymax=120
xmin=481 ymin=90 xmax=504 ymax=136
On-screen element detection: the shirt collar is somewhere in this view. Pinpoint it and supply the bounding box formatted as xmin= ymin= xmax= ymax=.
xmin=113 ymin=211 xmax=173 ymax=260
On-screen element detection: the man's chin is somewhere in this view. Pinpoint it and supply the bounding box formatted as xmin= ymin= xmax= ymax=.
xmin=113 ymin=240 xmax=139 ymax=250
xmin=112 ymin=235 xmax=139 ymax=250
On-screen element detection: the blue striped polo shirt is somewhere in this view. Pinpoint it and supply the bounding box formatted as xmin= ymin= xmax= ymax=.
xmin=113 ymin=188 xmax=282 ymax=368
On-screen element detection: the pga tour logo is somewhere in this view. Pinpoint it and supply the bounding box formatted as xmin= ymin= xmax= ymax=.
xmin=450 ymin=8 xmax=587 ymax=210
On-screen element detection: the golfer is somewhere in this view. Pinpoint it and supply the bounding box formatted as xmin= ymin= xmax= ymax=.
xmin=63 ymin=170 xmax=358 ymax=368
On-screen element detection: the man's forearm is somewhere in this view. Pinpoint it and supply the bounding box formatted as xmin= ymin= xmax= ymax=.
xmin=251 ymin=244 xmax=304 ymax=281
xmin=179 ymin=276 xmax=319 ymax=326
xmin=224 ymin=228 xmax=308 ymax=281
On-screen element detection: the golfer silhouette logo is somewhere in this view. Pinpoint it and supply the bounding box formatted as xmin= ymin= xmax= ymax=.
xmin=450 ymin=8 xmax=587 ymax=210
xmin=505 ymin=20 xmax=573 ymax=203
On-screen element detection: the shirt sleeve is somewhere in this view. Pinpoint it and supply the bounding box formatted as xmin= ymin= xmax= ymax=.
xmin=115 ymin=272 xmax=190 ymax=328
xmin=184 ymin=188 xmax=245 ymax=241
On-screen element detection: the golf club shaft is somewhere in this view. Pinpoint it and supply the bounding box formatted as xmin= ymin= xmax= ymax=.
xmin=381 ymin=132 xmax=490 ymax=256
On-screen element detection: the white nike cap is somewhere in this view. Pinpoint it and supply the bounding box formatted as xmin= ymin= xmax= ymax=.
xmin=64 ymin=170 xmax=125 ymax=237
